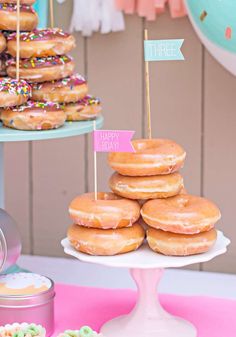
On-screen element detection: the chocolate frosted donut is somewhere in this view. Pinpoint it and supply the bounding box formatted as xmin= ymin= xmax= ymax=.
xmin=32 ymin=74 xmax=88 ymax=103
xmin=1 ymin=101 xmax=66 ymax=130
xmin=64 ymin=95 xmax=102 ymax=121
xmin=0 ymin=4 xmax=38 ymax=31
xmin=7 ymin=28 xmax=76 ymax=58
xmin=7 ymin=55 xmax=75 ymax=83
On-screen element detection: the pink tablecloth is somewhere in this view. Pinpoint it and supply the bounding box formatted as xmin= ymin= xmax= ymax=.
xmin=53 ymin=284 xmax=236 ymax=337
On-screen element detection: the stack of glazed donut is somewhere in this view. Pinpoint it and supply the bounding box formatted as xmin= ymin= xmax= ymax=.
xmin=68 ymin=192 xmax=145 ymax=256
xmin=108 ymin=138 xmax=221 ymax=256
xmin=68 ymin=138 xmax=221 ymax=257
xmin=0 ymin=0 xmax=102 ymax=130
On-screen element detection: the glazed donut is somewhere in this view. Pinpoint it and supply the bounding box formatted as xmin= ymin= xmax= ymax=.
xmin=0 ymin=78 xmax=31 ymax=108
xmin=31 ymin=74 xmax=88 ymax=103
xmin=68 ymin=223 xmax=145 ymax=256
xmin=141 ymin=194 xmax=221 ymax=234
xmin=0 ymin=54 xmax=11 ymax=77
xmin=179 ymin=186 xmax=187 ymax=194
xmin=0 ymin=0 xmax=35 ymax=4
xmin=0 ymin=32 xmax=6 ymax=53
xmin=69 ymin=192 xmax=140 ymax=229
xmin=109 ymin=172 xmax=184 ymax=200
xmin=1 ymin=101 xmax=66 ymax=130
xmin=147 ymin=228 xmax=217 ymax=256
xmin=7 ymin=28 xmax=76 ymax=58
xmin=64 ymin=95 xmax=102 ymax=121
xmin=108 ymin=138 xmax=186 ymax=176
xmin=7 ymin=55 xmax=75 ymax=83
xmin=0 ymin=4 xmax=38 ymax=31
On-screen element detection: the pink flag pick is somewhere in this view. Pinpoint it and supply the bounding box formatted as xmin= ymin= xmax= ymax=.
xmin=93 ymin=130 xmax=135 ymax=153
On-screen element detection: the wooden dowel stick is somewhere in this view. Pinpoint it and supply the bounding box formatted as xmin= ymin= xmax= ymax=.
xmin=144 ymin=29 xmax=152 ymax=139
xmin=16 ymin=0 xmax=20 ymax=81
xmin=50 ymin=0 xmax=54 ymax=28
xmin=93 ymin=121 xmax=98 ymax=201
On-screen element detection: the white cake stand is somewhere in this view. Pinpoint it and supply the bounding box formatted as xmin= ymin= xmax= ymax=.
xmin=61 ymin=231 xmax=230 ymax=337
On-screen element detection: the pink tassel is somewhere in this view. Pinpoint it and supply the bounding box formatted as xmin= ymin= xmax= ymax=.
xmin=137 ymin=0 xmax=156 ymax=21
xmin=155 ymin=0 xmax=167 ymax=10
xmin=137 ymin=0 xmax=147 ymax=17
xmin=155 ymin=0 xmax=167 ymax=14
xmin=115 ymin=0 xmax=124 ymax=10
xmin=168 ymin=0 xmax=187 ymax=18
xmin=115 ymin=0 xmax=136 ymax=14
xmin=116 ymin=0 xmax=187 ymax=19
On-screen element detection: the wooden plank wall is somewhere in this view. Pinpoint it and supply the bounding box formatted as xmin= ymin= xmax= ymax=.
xmin=4 ymin=4 xmax=236 ymax=273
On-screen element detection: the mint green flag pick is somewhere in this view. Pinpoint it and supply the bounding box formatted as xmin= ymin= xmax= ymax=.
xmin=144 ymin=39 xmax=184 ymax=61
xmin=33 ymin=0 xmax=48 ymax=29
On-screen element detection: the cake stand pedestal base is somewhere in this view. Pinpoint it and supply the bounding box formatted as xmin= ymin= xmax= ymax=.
xmin=62 ymin=234 xmax=229 ymax=337
xmin=101 ymin=268 xmax=197 ymax=337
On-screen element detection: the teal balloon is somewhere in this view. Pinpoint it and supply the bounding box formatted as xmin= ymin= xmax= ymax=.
xmin=33 ymin=0 xmax=48 ymax=29
xmin=186 ymin=0 xmax=236 ymax=53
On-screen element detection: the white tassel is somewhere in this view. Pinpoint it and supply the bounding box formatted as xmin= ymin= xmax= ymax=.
xmin=67 ymin=0 xmax=125 ymax=37
xmin=100 ymin=0 xmax=125 ymax=34
xmin=89 ymin=0 xmax=101 ymax=35
xmin=69 ymin=0 xmax=100 ymax=36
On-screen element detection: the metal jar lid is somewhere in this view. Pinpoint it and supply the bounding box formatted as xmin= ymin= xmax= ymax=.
xmin=0 ymin=209 xmax=22 ymax=273
xmin=0 ymin=228 xmax=7 ymax=273
xmin=0 ymin=273 xmax=55 ymax=308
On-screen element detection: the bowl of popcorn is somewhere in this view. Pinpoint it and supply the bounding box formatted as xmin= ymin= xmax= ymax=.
xmin=0 ymin=323 xmax=46 ymax=337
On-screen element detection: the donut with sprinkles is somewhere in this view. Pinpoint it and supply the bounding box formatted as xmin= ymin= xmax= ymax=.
xmin=7 ymin=28 xmax=76 ymax=58
xmin=7 ymin=55 xmax=75 ymax=83
xmin=0 ymin=0 xmax=36 ymax=4
xmin=0 ymin=32 xmax=6 ymax=53
xmin=32 ymin=74 xmax=88 ymax=103
xmin=0 ymin=4 xmax=38 ymax=31
xmin=0 ymin=54 xmax=11 ymax=77
xmin=1 ymin=100 xmax=66 ymax=130
xmin=0 ymin=78 xmax=31 ymax=108
xmin=63 ymin=95 xmax=102 ymax=121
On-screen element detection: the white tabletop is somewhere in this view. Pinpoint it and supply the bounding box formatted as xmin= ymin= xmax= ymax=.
xmin=18 ymin=255 xmax=236 ymax=300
